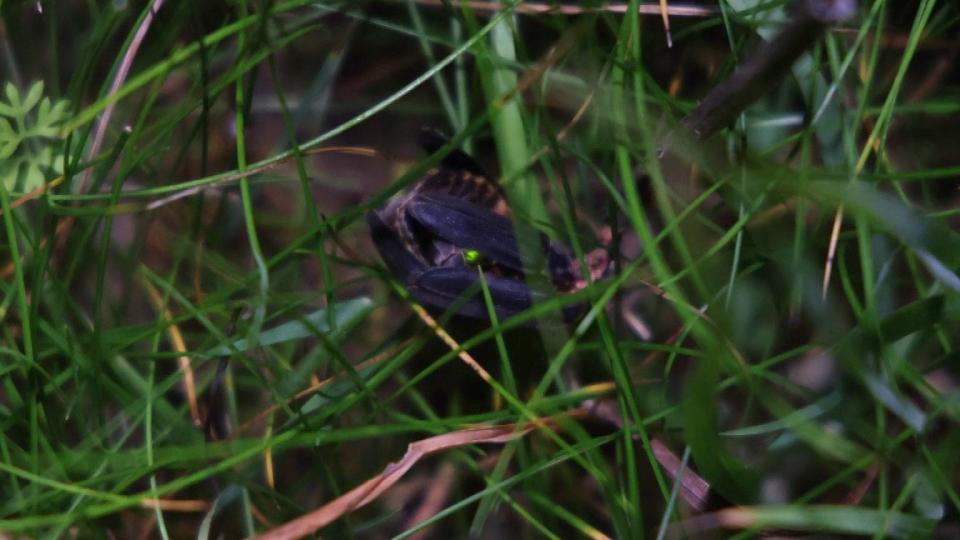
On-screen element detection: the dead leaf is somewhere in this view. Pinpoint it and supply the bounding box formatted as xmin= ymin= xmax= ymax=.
xmin=249 ymin=414 xmax=577 ymax=540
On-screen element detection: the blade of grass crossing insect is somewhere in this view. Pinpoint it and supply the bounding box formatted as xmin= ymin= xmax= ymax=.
xmin=463 ymin=12 xmax=595 ymax=531
xmin=485 ymin=15 xmax=542 ymax=218
xmin=469 ymin=270 xmax=518 ymax=535
xmin=461 ymin=4 xmax=559 ymax=337
xmin=478 ymin=269 xmax=517 ymax=395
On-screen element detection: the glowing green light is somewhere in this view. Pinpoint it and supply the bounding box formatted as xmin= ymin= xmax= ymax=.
xmin=463 ymin=249 xmax=483 ymax=265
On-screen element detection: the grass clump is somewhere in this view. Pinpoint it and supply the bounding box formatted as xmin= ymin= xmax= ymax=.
xmin=1 ymin=1 xmax=959 ymax=538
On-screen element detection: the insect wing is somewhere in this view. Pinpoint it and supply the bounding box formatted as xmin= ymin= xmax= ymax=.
xmin=367 ymin=210 xmax=428 ymax=283
xmin=408 ymin=193 xmax=525 ymax=273
xmin=417 ymin=127 xmax=509 ymax=215
xmin=410 ymin=266 xmax=541 ymax=320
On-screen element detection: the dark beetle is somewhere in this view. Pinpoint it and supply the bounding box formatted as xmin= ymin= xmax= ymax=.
xmin=367 ymin=128 xmax=609 ymax=322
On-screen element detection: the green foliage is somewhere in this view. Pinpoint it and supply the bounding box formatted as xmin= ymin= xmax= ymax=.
xmin=0 ymin=81 xmax=69 ymax=193
xmin=1 ymin=1 xmax=959 ymax=538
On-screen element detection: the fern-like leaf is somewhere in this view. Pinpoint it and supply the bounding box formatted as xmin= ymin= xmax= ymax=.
xmin=0 ymin=80 xmax=70 ymax=192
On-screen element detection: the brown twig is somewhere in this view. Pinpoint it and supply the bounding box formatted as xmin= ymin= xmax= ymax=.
xmin=680 ymin=0 xmax=858 ymax=140
xmin=249 ymin=411 xmax=584 ymax=540
xmin=410 ymin=303 xmax=494 ymax=383
xmin=659 ymin=0 xmax=674 ymax=47
xmin=403 ymin=462 xmax=457 ymax=540
xmin=415 ymin=0 xmax=717 ymax=18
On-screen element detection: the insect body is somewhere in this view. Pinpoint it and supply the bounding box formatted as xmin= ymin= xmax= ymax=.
xmin=367 ymin=128 xmax=608 ymax=322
